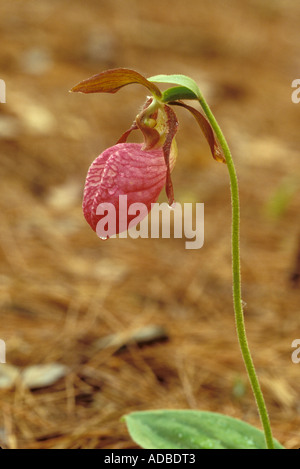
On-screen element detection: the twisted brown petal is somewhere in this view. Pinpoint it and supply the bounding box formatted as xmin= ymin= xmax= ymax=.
xmin=170 ymin=101 xmax=226 ymax=163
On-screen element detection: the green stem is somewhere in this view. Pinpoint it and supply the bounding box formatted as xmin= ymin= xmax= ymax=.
xmin=198 ymin=96 xmax=274 ymax=449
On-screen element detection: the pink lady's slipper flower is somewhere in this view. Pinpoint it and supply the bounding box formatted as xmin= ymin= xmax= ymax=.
xmin=71 ymin=68 xmax=225 ymax=239
xmin=82 ymin=97 xmax=178 ymax=239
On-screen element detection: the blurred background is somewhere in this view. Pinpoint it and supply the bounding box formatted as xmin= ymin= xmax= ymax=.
xmin=0 ymin=0 xmax=299 ymax=449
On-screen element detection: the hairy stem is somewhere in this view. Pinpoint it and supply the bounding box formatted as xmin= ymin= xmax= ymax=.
xmin=198 ymin=96 xmax=274 ymax=449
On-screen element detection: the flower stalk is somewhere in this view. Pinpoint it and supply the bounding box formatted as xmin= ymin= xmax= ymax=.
xmin=198 ymin=94 xmax=275 ymax=450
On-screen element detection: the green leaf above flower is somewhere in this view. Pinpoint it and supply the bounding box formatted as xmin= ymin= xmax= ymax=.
xmin=149 ymin=74 xmax=201 ymax=100
xmin=161 ymin=86 xmax=198 ymax=103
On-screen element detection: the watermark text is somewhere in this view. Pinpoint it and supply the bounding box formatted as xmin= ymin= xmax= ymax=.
xmin=291 ymin=339 xmax=300 ymax=363
xmin=96 ymin=196 xmax=204 ymax=250
xmin=291 ymin=79 xmax=300 ymax=103
xmin=0 ymin=339 xmax=6 ymax=364
xmin=0 ymin=79 xmax=6 ymax=103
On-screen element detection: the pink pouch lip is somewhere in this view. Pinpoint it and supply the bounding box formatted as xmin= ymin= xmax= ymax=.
xmin=83 ymin=143 xmax=168 ymax=235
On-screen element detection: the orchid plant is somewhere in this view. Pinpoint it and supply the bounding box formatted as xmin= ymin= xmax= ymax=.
xmin=71 ymin=69 xmax=284 ymax=449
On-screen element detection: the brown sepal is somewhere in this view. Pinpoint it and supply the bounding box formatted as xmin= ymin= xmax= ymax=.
xmin=170 ymin=101 xmax=226 ymax=163
xmin=71 ymin=68 xmax=162 ymax=98
xmin=116 ymin=122 xmax=139 ymax=144
xmin=162 ymin=105 xmax=179 ymax=205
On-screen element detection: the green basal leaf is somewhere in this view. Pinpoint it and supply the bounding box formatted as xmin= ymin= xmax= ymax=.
xmin=149 ymin=74 xmax=201 ymax=100
xmin=124 ymin=410 xmax=285 ymax=450
xmin=161 ymin=86 xmax=198 ymax=103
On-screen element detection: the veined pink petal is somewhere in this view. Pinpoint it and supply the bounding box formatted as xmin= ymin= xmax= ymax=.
xmin=83 ymin=143 xmax=168 ymax=236
xmin=82 ymin=149 xmax=111 ymax=228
